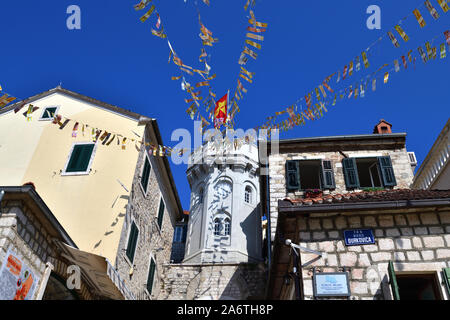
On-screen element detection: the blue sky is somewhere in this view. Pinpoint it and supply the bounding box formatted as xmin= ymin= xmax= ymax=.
xmin=1 ymin=0 xmax=449 ymax=209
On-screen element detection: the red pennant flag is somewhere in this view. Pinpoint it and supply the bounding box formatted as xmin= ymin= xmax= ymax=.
xmin=214 ymin=93 xmax=228 ymax=128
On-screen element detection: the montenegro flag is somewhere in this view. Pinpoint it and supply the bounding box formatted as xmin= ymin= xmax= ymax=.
xmin=214 ymin=93 xmax=228 ymax=128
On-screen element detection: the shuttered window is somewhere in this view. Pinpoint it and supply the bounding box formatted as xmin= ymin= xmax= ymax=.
xmin=378 ymin=156 xmax=397 ymax=187
xmin=141 ymin=156 xmax=151 ymax=193
xmin=342 ymin=158 xmax=360 ymax=189
xmin=146 ymin=258 xmax=156 ymax=294
xmin=65 ymin=144 xmax=95 ymax=173
xmin=286 ymin=160 xmax=300 ymax=191
xmin=126 ymin=222 xmax=139 ymax=263
xmin=442 ymin=268 xmax=450 ymax=296
xmin=388 ymin=261 xmax=400 ymax=300
xmin=321 ymin=160 xmax=336 ymax=189
xmin=157 ymin=198 xmax=165 ymax=229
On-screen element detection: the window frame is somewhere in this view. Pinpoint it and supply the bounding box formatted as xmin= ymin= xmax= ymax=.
xmin=39 ymin=106 xmax=59 ymax=121
xmin=125 ymin=220 xmax=140 ymax=264
xmin=244 ymin=186 xmax=252 ymax=204
xmin=213 ymin=218 xmax=222 ymax=236
xmin=139 ymin=152 xmax=152 ymax=196
xmin=145 ymin=256 xmax=157 ymax=296
xmin=224 ymin=218 xmax=231 ymax=236
xmin=61 ymin=141 xmax=97 ymax=176
xmin=156 ymin=196 xmax=165 ymax=230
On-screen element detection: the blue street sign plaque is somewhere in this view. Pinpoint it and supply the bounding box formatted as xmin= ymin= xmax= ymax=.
xmin=343 ymin=229 xmax=375 ymax=246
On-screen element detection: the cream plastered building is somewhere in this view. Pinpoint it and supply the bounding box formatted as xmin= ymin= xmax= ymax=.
xmin=0 ymin=87 xmax=183 ymax=274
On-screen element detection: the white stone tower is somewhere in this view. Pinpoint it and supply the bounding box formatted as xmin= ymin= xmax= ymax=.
xmin=183 ymin=134 xmax=262 ymax=264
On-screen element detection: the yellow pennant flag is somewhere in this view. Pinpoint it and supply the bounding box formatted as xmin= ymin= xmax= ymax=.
xmin=384 ymin=72 xmax=389 ymax=84
xmin=413 ymin=9 xmax=426 ymax=27
xmin=362 ymin=51 xmax=370 ymax=68
xmin=319 ymin=85 xmax=327 ymax=98
xmin=195 ymin=81 xmax=210 ymax=88
xmin=243 ymin=46 xmax=258 ymax=59
xmin=394 ymin=25 xmax=409 ymax=42
xmin=245 ymin=39 xmax=261 ymax=50
xmin=248 ymin=19 xmax=268 ymax=28
xmin=171 ymin=75 xmax=182 ymax=80
xmin=134 ymin=0 xmax=151 ymax=11
xmin=348 ymin=61 xmax=354 ymax=76
xmin=140 ymin=5 xmax=155 ymax=22
xmin=315 ymin=87 xmax=321 ymax=101
xmin=239 ymin=73 xmax=253 ymax=83
xmin=246 ymin=33 xmax=264 ymax=41
xmin=441 ymin=43 xmax=447 ymax=59
xmin=240 ymin=66 xmax=254 ymax=79
xmin=437 ymin=0 xmax=449 ymax=12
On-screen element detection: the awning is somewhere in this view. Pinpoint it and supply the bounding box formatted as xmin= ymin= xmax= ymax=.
xmin=56 ymin=241 xmax=135 ymax=300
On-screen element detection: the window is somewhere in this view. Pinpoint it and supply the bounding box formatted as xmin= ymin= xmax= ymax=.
xmin=286 ymin=160 xmax=335 ymax=191
xmin=224 ymin=218 xmax=231 ymax=236
xmin=146 ymin=258 xmax=156 ymax=295
xmin=126 ymin=221 xmax=139 ymax=263
xmin=39 ymin=106 xmax=58 ymax=121
xmin=395 ymin=274 xmax=442 ymax=300
xmin=157 ymin=198 xmax=165 ymax=229
xmin=140 ymin=155 xmax=151 ymax=194
xmin=214 ymin=218 xmax=221 ymax=236
xmin=63 ymin=143 xmax=95 ymax=175
xmin=244 ymin=186 xmax=252 ymax=204
xmin=342 ymin=156 xmax=397 ymax=189
xmin=173 ymin=226 xmax=186 ymax=243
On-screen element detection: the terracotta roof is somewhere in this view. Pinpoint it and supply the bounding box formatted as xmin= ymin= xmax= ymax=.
xmin=183 ymin=210 xmax=190 ymax=215
xmin=283 ymin=189 xmax=450 ymax=206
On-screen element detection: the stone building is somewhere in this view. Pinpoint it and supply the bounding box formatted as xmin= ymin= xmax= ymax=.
xmin=262 ymin=121 xmax=450 ymax=299
xmin=0 ymin=185 xmax=130 ymax=300
xmin=0 ymin=87 xmax=184 ymax=299
xmin=412 ymin=118 xmax=450 ymax=190
xmin=160 ymin=134 xmax=266 ymax=300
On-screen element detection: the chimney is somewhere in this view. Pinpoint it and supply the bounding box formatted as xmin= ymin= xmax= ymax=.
xmin=373 ymin=119 xmax=393 ymax=134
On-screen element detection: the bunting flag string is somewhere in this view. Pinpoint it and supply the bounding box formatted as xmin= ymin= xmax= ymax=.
xmin=255 ymin=28 xmax=449 ymax=135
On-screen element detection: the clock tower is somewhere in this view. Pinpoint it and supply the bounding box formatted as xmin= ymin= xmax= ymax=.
xmin=184 ymin=134 xmax=262 ymax=264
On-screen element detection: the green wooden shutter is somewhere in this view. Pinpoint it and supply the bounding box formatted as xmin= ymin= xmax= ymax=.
xmin=442 ymin=268 xmax=450 ymax=297
xmin=147 ymin=259 xmax=156 ymax=294
xmin=342 ymin=158 xmax=360 ymax=189
xmin=141 ymin=157 xmax=151 ymax=193
xmin=126 ymin=222 xmax=139 ymax=262
xmin=66 ymin=144 xmax=95 ymax=173
xmin=157 ymin=199 xmax=165 ymax=229
xmin=286 ymin=160 xmax=300 ymax=191
xmin=388 ymin=261 xmax=400 ymax=300
xmin=321 ymin=160 xmax=336 ymax=189
xmin=378 ymin=156 xmax=397 ymax=187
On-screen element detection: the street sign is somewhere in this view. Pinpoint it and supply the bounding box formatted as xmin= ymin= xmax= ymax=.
xmin=343 ymin=229 xmax=375 ymax=246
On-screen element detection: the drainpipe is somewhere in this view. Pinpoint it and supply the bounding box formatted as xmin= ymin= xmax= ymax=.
xmin=0 ymin=190 xmax=5 ymax=217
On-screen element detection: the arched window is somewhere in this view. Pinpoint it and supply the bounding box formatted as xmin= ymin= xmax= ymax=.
xmin=244 ymin=186 xmax=252 ymax=204
xmin=214 ymin=218 xmax=221 ymax=236
xmin=224 ymin=218 xmax=231 ymax=236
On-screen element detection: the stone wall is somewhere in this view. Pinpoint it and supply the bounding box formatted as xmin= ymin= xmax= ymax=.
xmin=1 ymin=203 xmax=94 ymax=300
xmin=160 ymin=263 xmax=267 ymax=300
xmin=115 ymin=145 xmax=176 ymax=300
xmin=289 ymin=209 xmax=450 ymax=300
xmin=268 ymin=147 xmax=414 ymax=241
